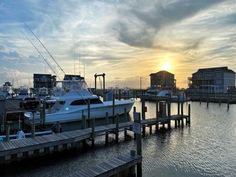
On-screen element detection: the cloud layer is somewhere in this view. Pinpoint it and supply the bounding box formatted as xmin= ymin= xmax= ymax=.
xmin=0 ymin=0 xmax=236 ymax=88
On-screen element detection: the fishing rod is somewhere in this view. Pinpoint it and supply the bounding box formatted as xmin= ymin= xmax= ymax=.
xmin=23 ymin=32 xmax=61 ymax=80
xmin=24 ymin=23 xmax=66 ymax=76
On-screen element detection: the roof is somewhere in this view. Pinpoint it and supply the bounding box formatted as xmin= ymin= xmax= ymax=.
xmin=150 ymin=70 xmax=174 ymax=76
xmin=193 ymin=67 xmax=235 ymax=74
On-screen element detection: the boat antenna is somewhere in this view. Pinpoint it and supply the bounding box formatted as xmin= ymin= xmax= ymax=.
xmin=22 ymin=32 xmax=61 ymax=80
xmin=24 ymin=23 xmax=66 ymax=76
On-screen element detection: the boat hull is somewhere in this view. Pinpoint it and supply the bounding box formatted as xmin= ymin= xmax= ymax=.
xmin=25 ymin=100 xmax=134 ymax=124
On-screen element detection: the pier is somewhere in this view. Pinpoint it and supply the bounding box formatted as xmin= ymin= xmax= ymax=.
xmin=0 ymin=104 xmax=190 ymax=164
xmin=70 ymin=151 xmax=142 ymax=177
xmin=0 ymin=97 xmax=191 ymax=177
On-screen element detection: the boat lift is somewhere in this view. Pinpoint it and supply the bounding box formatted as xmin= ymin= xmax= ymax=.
xmin=94 ymin=73 xmax=106 ymax=94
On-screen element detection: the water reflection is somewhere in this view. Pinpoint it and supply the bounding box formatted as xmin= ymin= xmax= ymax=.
xmin=1 ymin=101 xmax=236 ymax=177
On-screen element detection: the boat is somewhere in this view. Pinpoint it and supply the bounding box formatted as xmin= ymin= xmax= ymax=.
xmin=16 ymin=86 xmax=31 ymax=100
xmin=25 ymin=77 xmax=134 ymax=124
xmin=0 ymin=82 xmax=14 ymax=99
xmin=144 ymin=88 xmax=187 ymax=102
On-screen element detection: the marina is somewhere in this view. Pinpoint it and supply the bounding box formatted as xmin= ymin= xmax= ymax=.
xmin=0 ymin=101 xmax=191 ymax=164
xmin=1 ymin=1 xmax=236 ymax=177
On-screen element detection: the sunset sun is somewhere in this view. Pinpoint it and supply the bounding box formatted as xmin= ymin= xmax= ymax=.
xmin=161 ymin=62 xmax=171 ymax=71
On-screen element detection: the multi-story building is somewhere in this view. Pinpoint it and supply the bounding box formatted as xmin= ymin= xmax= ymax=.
xmin=189 ymin=67 xmax=235 ymax=93
xmin=33 ymin=74 xmax=56 ymax=90
xmin=150 ymin=71 xmax=176 ymax=89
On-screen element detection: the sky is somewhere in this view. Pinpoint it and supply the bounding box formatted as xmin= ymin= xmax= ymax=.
xmin=0 ymin=0 xmax=236 ymax=88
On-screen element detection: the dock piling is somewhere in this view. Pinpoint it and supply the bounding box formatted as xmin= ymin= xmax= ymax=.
xmin=155 ymin=101 xmax=159 ymax=132
xmin=105 ymin=112 xmax=109 ymax=144
xmin=134 ymin=112 xmax=142 ymax=177
xmin=167 ymin=101 xmax=171 ymax=129
xmin=187 ymin=104 xmax=191 ymax=124
xmin=115 ymin=114 xmax=119 ymax=143
xmin=6 ymin=124 xmax=10 ymax=141
xmin=32 ymin=111 xmax=35 ymax=138
xmin=141 ymin=98 xmax=146 ymax=137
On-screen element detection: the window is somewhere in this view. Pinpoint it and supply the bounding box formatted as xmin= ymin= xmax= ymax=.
xmin=70 ymin=98 xmax=102 ymax=105
xmin=70 ymin=100 xmax=87 ymax=105
xmin=90 ymin=98 xmax=102 ymax=104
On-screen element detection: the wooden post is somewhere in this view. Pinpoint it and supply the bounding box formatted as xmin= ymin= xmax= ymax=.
xmin=177 ymin=95 xmax=180 ymax=115
xmin=156 ymin=101 xmax=159 ymax=132
xmin=91 ymin=117 xmax=95 ymax=147
xmin=227 ymin=99 xmax=230 ymax=110
xmin=167 ymin=101 xmax=171 ymax=129
xmin=149 ymin=125 xmax=152 ymax=134
xmin=94 ymin=74 xmax=97 ymax=92
xmin=115 ymin=114 xmax=119 ymax=143
xmin=42 ymin=101 xmax=46 ymax=126
xmin=82 ymin=110 xmax=87 ymax=147
xmin=188 ymin=104 xmax=191 ymax=124
xmin=103 ymin=73 xmax=106 ymax=95
xmin=105 ymin=112 xmax=109 ymax=144
xmin=87 ymin=99 xmax=90 ymax=127
xmin=119 ymin=89 xmax=121 ymax=100
xmin=112 ymin=96 xmax=115 ymax=124
xmin=124 ymin=108 xmax=128 ymax=140
xmin=141 ymin=98 xmax=145 ymax=137
xmin=124 ymin=107 xmax=127 ymax=120
xmin=181 ymin=102 xmax=184 ymax=127
xmin=82 ymin=110 xmax=86 ymax=129
xmin=1 ymin=101 xmax=6 ymax=133
xmin=134 ymin=112 xmax=142 ymax=177
xmin=6 ymin=124 xmax=10 ymax=142
xmin=133 ymin=106 xmax=136 ymax=139
xmin=32 ymin=111 xmax=35 ymax=138
xmin=130 ymin=150 xmax=136 ymax=176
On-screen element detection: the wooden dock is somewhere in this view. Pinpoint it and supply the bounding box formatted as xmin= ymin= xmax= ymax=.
xmin=70 ymin=151 xmax=141 ymax=177
xmin=0 ymin=113 xmax=190 ymax=164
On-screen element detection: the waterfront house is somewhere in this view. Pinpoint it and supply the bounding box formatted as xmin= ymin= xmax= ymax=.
xmin=150 ymin=71 xmax=176 ymax=89
xmin=188 ymin=67 xmax=235 ymax=94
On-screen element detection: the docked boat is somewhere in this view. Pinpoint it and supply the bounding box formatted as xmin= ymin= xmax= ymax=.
xmin=25 ymin=78 xmax=134 ymax=124
xmin=16 ymin=86 xmax=31 ymax=100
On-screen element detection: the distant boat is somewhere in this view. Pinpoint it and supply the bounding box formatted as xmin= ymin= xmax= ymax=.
xmin=25 ymin=78 xmax=134 ymax=124
xmin=145 ymin=88 xmax=187 ymax=102
xmin=0 ymin=82 xmax=14 ymax=99
xmin=16 ymin=86 xmax=31 ymax=100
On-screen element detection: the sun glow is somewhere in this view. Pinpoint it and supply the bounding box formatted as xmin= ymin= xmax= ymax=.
xmin=161 ymin=62 xmax=171 ymax=71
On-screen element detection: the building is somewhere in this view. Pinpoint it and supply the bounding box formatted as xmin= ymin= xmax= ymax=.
xmin=188 ymin=67 xmax=235 ymax=94
xmin=150 ymin=71 xmax=176 ymax=89
xmin=63 ymin=74 xmax=84 ymax=81
xmin=33 ymin=74 xmax=56 ymax=90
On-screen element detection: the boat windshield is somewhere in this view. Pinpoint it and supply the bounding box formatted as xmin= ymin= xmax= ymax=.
xmin=53 ymin=80 xmax=92 ymax=97
xmin=70 ymin=98 xmax=102 ymax=106
xmin=50 ymin=101 xmax=65 ymax=113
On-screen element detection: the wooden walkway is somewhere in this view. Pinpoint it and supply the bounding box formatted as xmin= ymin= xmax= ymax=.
xmin=0 ymin=114 xmax=190 ymax=164
xmin=71 ymin=153 xmax=141 ymax=177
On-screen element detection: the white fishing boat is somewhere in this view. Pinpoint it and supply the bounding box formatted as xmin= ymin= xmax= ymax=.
xmin=25 ymin=78 xmax=134 ymax=124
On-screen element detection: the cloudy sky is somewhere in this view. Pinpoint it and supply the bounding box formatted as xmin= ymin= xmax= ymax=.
xmin=0 ymin=0 xmax=236 ymax=88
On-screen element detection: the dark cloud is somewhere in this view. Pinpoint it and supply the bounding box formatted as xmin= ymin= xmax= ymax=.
xmin=113 ymin=0 xmax=224 ymax=48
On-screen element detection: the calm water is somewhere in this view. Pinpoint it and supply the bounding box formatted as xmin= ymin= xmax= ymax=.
xmin=1 ymin=101 xmax=236 ymax=177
